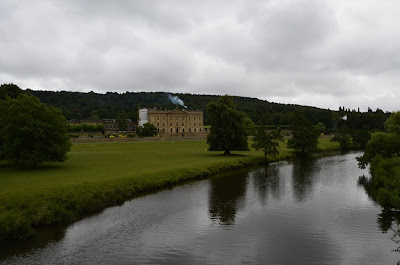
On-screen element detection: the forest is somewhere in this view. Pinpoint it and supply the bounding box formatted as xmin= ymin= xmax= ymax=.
xmin=25 ymin=89 xmax=390 ymax=130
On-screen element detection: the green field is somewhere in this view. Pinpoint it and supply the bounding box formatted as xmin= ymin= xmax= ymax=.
xmin=0 ymin=138 xmax=339 ymax=240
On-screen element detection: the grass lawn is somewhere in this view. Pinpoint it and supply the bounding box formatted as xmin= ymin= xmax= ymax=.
xmin=0 ymin=138 xmax=339 ymax=240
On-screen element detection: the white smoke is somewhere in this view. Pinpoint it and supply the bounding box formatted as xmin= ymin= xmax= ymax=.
xmin=168 ymin=94 xmax=187 ymax=108
xmin=342 ymin=115 xmax=347 ymax=121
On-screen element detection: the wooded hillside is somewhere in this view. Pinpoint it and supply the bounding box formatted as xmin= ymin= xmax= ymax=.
xmin=25 ymin=89 xmax=390 ymax=130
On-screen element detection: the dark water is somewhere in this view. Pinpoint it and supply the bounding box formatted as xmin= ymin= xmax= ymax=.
xmin=1 ymin=152 xmax=399 ymax=264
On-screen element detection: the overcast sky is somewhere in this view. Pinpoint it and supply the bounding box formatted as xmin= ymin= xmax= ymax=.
xmin=1 ymin=0 xmax=400 ymax=111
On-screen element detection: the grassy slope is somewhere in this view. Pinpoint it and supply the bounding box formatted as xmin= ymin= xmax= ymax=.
xmin=0 ymin=138 xmax=338 ymax=240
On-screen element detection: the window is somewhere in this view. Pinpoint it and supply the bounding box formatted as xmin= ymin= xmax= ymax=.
xmin=194 ymin=128 xmax=196 ymax=132
xmin=199 ymin=128 xmax=201 ymax=132
xmin=163 ymin=123 xmax=165 ymax=127
xmin=157 ymin=123 xmax=159 ymax=126
xmin=182 ymin=123 xmax=184 ymax=126
xmin=189 ymin=128 xmax=191 ymax=132
xmin=157 ymin=116 xmax=159 ymax=120
xmin=194 ymin=123 xmax=196 ymax=126
xmin=176 ymin=123 xmax=178 ymax=126
xmin=170 ymin=128 xmax=173 ymax=132
xmin=170 ymin=123 xmax=172 ymax=126
xmin=194 ymin=117 xmax=196 ymax=120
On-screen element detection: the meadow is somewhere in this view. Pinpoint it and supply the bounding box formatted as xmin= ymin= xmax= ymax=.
xmin=0 ymin=138 xmax=339 ymax=240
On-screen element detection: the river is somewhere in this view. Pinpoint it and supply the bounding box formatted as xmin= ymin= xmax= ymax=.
xmin=1 ymin=152 xmax=399 ymax=264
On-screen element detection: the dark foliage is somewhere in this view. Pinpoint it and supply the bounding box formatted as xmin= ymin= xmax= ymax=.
xmin=0 ymin=94 xmax=72 ymax=167
xmin=287 ymin=112 xmax=320 ymax=155
xmin=137 ymin=123 xmax=158 ymax=137
xmin=251 ymin=126 xmax=283 ymax=160
xmin=206 ymin=95 xmax=249 ymax=155
xmin=0 ymin=83 xmax=23 ymax=100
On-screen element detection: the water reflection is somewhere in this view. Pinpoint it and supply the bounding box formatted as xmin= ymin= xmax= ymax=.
xmin=359 ymin=175 xmax=400 ymax=254
xmin=208 ymin=169 xmax=248 ymax=226
xmin=3 ymin=153 xmax=400 ymax=265
xmin=0 ymin=225 xmax=66 ymax=260
xmin=291 ymin=157 xmax=318 ymax=202
xmin=251 ymin=163 xmax=282 ymax=205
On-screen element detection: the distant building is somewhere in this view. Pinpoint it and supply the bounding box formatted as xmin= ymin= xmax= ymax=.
xmin=103 ymin=119 xmax=137 ymax=133
xmin=140 ymin=108 xmax=205 ymax=136
xmin=69 ymin=119 xmax=137 ymax=134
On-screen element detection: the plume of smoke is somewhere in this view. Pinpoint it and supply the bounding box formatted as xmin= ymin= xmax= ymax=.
xmin=342 ymin=115 xmax=347 ymax=121
xmin=168 ymin=94 xmax=187 ymax=108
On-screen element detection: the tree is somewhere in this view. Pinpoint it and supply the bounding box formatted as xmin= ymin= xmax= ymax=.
xmin=206 ymin=95 xmax=249 ymax=155
xmin=251 ymin=126 xmax=283 ymax=161
xmin=137 ymin=123 xmax=158 ymax=137
xmin=384 ymin=111 xmax=400 ymax=135
xmin=0 ymin=94 xmax=72 ymax=167
xmin=331 ymin=125 xmax=351 ymax=150
xmin=0 ymin=83 xmax=23 ymax=100
xmin=357 ymin=132 xmax=400 ymax=169
xmin=287 ymin=112 xmax=319 ymax=155
xmin=315 ymin=122 xmax=326 ymax=135
xmin=117 ymin=113 xmax=128 ymax=131
xmin=357 ymin=111 xmax=400 ymax=169
xmin=243 ymin=117 xmax=256 ymax=136
xmin=351 ymin=129 xmax=371 ymax=149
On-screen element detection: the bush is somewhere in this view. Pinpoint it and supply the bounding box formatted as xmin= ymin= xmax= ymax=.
xmin=0 ymin=212 xmax=34 ymax=240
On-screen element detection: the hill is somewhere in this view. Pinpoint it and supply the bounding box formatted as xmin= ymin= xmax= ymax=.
xmin=25 ymin=89 xmax=389 ymax=130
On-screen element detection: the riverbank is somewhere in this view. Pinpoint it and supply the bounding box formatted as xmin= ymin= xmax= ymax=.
xmin=0 ymin=138 xmax=339 ymax=241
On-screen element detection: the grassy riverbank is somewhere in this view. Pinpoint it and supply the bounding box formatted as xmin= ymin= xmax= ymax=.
xmin=0 ymin=138 xmax=339 ymax=240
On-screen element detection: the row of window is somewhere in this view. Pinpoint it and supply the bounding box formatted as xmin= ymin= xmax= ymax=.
xmin=156 ymin=123 xmax=200 ymax=127
xmin=154 ymin=116 xmax=202 ymax=121
xmin=157 ymin=128 xmax=202 ymax=133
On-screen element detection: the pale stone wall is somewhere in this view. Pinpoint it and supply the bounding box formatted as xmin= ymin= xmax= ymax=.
xmin=148 ymin=108 xmax=204 ymax=136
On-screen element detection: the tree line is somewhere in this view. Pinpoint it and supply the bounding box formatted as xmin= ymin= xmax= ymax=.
xmin=25 ymin=89 xmax=390 ymax=131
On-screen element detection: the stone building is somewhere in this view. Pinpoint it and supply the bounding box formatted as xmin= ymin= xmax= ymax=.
xmin=103 ymin=119 xmax=137 ymax=133
xmin=69 ymin=119 xmax=137 ymax=133
xmin=141 ymin=108 xmax=204 ymax=136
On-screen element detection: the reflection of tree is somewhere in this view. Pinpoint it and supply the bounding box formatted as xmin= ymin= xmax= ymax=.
xmin=251 ymin=163 xmax=281 ymax=205
xmin=208 ymin=170 xmax=248 ymax=226
xmin=359 ymin=177 xmax=400 ymax=254
xmin=291 ymin=157 xmax=317 ymax=202
xmin=377 ymin=211 xmax=400 ymax=253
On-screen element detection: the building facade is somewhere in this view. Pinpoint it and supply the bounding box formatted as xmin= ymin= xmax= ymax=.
xmin=69 ymin=119 xmax=137 ymax=134
xmin=143 ymin=108 xmax=204 ymax=136
xmin=103 ymin=119 xmax=137 ymax=133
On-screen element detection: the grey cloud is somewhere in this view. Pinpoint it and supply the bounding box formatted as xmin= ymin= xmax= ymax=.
xmin=1 ymin=0 xmax=400 ymax=111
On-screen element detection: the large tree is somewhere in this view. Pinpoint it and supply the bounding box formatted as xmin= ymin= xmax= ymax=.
xmin=357 ymin=111 xmax=400 ymax=169
xmin=206 ymin=95 xmax=249 ymax=155
xmin=0 ymin=94 xmax=71 ymax=167
xmin=287 ymin=111 xmax=320 ymax=155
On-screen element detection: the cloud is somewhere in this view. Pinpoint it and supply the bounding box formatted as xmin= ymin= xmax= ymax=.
xmin=1 ymin=0 xmax=400 ymax=111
